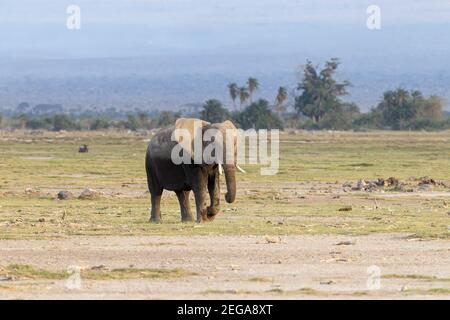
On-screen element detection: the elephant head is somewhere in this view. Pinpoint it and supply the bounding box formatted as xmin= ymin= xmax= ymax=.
xmin=209 ymin=120 xmax=239 ymax=204
xmin=174 ymin=118 xmax=243 ymax=204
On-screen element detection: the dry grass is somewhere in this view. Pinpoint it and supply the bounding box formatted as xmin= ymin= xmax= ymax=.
xmin=1 ymin=130 xmax=449 ymax=239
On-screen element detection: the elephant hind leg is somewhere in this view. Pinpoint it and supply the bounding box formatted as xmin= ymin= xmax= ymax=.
xmin=150 ymin=190 xmax=163 ymax=223
xmin=176 ymin=191 xmax=193 ymax=222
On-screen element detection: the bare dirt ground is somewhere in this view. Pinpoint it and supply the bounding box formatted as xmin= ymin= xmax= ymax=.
xmin=1 ymin=233 xmax=449 ymax=299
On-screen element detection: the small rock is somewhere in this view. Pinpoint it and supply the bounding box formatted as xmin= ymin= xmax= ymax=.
xmin=79 ymin=188 xmax=101 ymax=200
xmin=342 ymin=182 xmax=352 ymax=188
xmin=418 ymin=184 xmax=433 ymax=192
xmin=38 ymin=218 xmax=45 ymax=223
xmin=418 ymin=176 xmax=437 ymax=186
xmin=320 ymin=280 xmax=335 ymax=285
xmin=0 ymin=276 xmax=14 ymax=282
xmin=338 ymin=206 xmax=352 ymax=212
xmin=357 ymin=179 xmax=366 ymax=190
xmin=90 ymin=265 xmax=108 ymax=271
xmin=264 ymin=236 xmax=282 ymax=244
xmin=57 ymin=191 xmax=73 ymax=200
xmin=335 ymin=241 xmax=355 ymax=246
xmin=386 ymin=177 xmax=399 ymax=186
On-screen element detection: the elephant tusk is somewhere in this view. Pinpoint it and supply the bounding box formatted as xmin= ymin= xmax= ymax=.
xmin=218 ymin=164 xmax=223 ymax=175
xmin=236 ymin=164 xmax=246 ymax=174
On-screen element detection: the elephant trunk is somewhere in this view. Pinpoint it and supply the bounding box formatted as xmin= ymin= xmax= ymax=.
xmin=223 ymin=164 xmax=236 ymax=203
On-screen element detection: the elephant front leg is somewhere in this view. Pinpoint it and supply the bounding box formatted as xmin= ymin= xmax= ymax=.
xmin=193 ymin=184 xmax=208 ymax=223
xmin=176 ymin=190 xmax=194 ymax=222
xmin=207 ymin=171 xmax=220 ymax=220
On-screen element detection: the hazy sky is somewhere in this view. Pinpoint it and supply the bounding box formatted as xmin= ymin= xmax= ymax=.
xmin=1 ymin=1 xmax=450 ymax=110
xmin=1 ymin=0 xmax=450 ymax=58
xmin=2 ymin=0 xmax=450 ymax=25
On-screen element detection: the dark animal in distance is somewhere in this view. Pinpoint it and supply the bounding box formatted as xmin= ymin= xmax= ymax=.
xmin=78 ymin=145 xmax=89 ymax=153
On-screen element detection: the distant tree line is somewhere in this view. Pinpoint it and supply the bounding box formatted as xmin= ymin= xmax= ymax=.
xmin=1 ymin=58 xmax=449 ymax=131
xmin=0 ymin=109 xmax=183 ymax=131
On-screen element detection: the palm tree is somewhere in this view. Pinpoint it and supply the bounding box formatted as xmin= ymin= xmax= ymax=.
xmin=227 ymin=83 xmax=238 ymax=110
xmin=238 ymin=86 xmax=250 ymax=109
xmin=274 ymin=86 xmax=288 ymax=115
xmin=247 ymin=77 xmax=259 ymax=103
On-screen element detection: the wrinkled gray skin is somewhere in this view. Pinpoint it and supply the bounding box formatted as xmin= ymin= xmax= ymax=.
xmin=145 ymin=119 xmax=238 ymax=223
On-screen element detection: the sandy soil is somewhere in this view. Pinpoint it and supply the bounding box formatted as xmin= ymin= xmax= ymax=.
xmin=1 ymin=233 xmax=449 ymax=299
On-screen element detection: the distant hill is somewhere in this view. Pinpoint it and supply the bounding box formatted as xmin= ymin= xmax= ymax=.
xmin=1 ymin=54 xmax=450 ymax=113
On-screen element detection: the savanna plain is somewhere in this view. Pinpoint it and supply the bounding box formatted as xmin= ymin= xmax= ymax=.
xmin=0 ymin=130 xmax=449 ymax=299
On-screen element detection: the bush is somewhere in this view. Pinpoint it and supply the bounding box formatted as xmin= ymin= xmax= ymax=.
xmin=90 ymin=118 xmax=111 ymax=130
xmin=26 ymin=117 xmax=53 ymax=130
xmin=52 ymin=114 xmax=80 ymax=131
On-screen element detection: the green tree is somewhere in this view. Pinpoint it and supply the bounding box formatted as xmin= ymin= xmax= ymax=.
xmin=16 ymin=102 xmax=30 ymax=114
xmin=53 ymin=114 xmax=79 ymax=131
xmin=274 ymin=86 xmax=288 ymax=115
xmin=295 ymin=58 xmax=350 ymax=123
xmin=234 ymin=99 xmax=284 ymax=130
xmin=15 ymin=114 xmax=29 ymax=129
xmin=137 ymin=112 xmax=152 ymax=129
xmin=200 ymin=99 xmax=230 ymax=123
xmin=247 ymin=77 xmax=259 ymax=103
xmin=90 ymin=118 xmax=111 ymax=130
xmin=156 ymin=111 xmax=181 ymax=127
xmin=373 ymin=88 xmax=443 ymax=130
xmin=125 ymin=114 xmax=140 ymax=131
xmin=319 ymin=102 xmax=360 ymax=130
xmin=26 ymin=117 xmax=53 ymax=130
xmin=238 ymin=86 xmax=250 ymax=109
xmin=227 ymin=83 xmax=238 ymax=110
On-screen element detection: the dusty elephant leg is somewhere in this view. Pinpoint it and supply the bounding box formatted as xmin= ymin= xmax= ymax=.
xmin=150 ymin=192 xmax=162 ymax=223
xmin=193 ymin=184 xmax=208 ymax=223
xmin=207 ymin=171 xmax=220 ymax=220
xmin=176 ymin=190 xmax=194 ymax=222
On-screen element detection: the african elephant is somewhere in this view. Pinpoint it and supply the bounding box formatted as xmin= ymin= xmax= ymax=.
xmin=145 ymin=118 xmax=245 ymax=223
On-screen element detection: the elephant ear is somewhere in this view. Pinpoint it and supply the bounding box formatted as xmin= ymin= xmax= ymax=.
xmin=220 ymin=120 xmax=238 ymax=142
xmin=174 ymin=118 xmax=210 ymax=158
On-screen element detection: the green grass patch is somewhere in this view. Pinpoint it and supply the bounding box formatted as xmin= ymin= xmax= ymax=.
xmin=0 ymin=264 xmax=195 ymax=281
xmin=384 ymin=274 xmax=450 ymax=282
xmin=402 ymin=288 xmax=450 ymax=295
xmin=1 ymin=264 xmax=67 ymax=280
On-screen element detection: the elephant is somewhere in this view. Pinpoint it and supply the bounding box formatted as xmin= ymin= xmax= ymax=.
xmin=145 ymin=118 xmax=245 ymax=223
